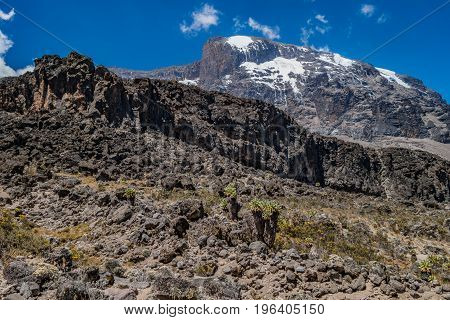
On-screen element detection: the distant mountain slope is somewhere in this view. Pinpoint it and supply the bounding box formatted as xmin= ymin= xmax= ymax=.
xmin=111 ymin=36 xmax=449 ymax=144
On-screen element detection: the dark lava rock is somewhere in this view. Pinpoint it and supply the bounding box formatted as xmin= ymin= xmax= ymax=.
xmin=170 ymin=199 xmax=205 ymax=221
xmin=3 ymin=260 xmax=32 ymax=283
xmin=173 ymin=217 xmax=190 ymax=238
xmin=56 ymin=280 xmax=90 ymax=300
xmin=109 ymin=205 xmax=133 ymax=224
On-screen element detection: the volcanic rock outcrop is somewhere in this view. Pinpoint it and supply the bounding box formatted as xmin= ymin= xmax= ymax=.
xmin=1 ymin=52 xmax=448 ymax=202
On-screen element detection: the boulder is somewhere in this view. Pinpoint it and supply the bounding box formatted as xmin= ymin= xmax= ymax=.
xmin=109 ymin=205 xmax=133 ymax=224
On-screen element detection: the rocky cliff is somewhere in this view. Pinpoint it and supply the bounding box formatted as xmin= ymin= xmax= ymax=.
xmin=1 ymin=52 xmax=450 ymax=202
xmin=112 ymin=36 xmax=450 ymax=144
xmin=1 ymin=52 xmax=448 ymax=202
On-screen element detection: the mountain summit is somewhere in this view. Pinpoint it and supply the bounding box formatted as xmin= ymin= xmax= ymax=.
xmin=112 ymin=36 xmax=449 ymax=144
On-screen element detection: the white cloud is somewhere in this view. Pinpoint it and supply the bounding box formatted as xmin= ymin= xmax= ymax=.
xmin=377 ymin=14 xmax=388 ymax=24
xmin=0 ymin=30 xmax=13 ymax=54
xmin=232 ymin=17 xmax=245 ymax=32
xmin=300 ymin=14 xmax=331 ymax=46
xmin=300 ymin=27 xmax=314 ymax=45
xmin=248 ymin=17 xmax=280 ymax=40
xmin=180 ymin=4 xmax=219 ymax=35
xmin=311 ymin=45 xmax=330 ymax=52
xmin=16 ymin=65 xmax=34 ymax=74
xmin=0 ymin=59 xmax=33 ymax=77
xmin=0 ymin=10 xmax=34 ymax=77
xmin=315 ymin=14 xmax=328 ymax=24
xmin=315 ymin=25 xmax=330 ymax=34
xmin=361 ymin=4 xmax=375 ymax=17
xmin=0 ymin=8 xmax=14 ymax=21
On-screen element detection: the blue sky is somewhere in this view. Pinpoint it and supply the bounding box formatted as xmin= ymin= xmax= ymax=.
xmin=1 ymin=0 xmax=449 ymax=101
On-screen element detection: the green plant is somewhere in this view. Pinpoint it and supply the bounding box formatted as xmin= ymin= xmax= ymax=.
xmin=443 ymin=262 xmax=450 ymax=271
xmin=123 ymin=188 xmax=137 ymax=200
xmin=69 ymin=245 xmax=101 ymax=267
xmin=249 ymin=198 xmax=281 ymax=220
xmin=419 ymin=260 xmax=432 ymax=273
xmin=249 ymin=198 xmax=264 ymax=212
xmin=194 ymin=261 xmax=218 ymax=277
xmin=223 ymin=183 xmax=237 ymax=198
xmin=219 ymin=198 xmax=228 ymax=210
xmin=221 ymin=184 xmax=241 ymax=220
xmin=304 ymin=209 xmax=317 ymax=217
xmin=417 ymin=255 xmax=449 ymax=283
xmin=248 ymin=198 xmax=282 ymax=247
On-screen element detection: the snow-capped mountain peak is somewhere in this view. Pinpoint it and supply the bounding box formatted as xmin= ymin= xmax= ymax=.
xmin=226 ymin=35 xmax=254 ymax=50
xmin=111 ymin=36 xmax=449 ymax=143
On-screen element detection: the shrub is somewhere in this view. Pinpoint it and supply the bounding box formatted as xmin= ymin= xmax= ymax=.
xmin=249 ymin=198 xmax=264 ymax=213
xmin=274 ymin=216 xmax=379 ymax=264
xmin=219 ymin=198 xmax=228 ymax=210
xmin=0 ymin=209 xmax=49 ymax=259
xmin=249 ymin=198 xmax=281 ymax=220
xmin=52 ymin=223 xmax=90 ymax=242
xmin=195 ymin=261 xmax=218 ymax=277
xmin=221 ymin=183 xmax=240 ymax=220
xmin=417 ymin=255 xmax=449 ymax=283
xmin=68 ymin=245 xmax=101 ymax=267
xmin=123 ymin=188 xmax=137 ymax=200
xmin=248 ymin=198 xmax=282 ymax=247
xmin=223 ymin=183 xmax=237 ymax=198
xmin=418 ymin=259 xmax=432 ymax=273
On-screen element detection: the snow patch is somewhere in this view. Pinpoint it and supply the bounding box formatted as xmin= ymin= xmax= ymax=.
xmin=376 ymin=68 xmax=411 ymax=89
xmin=226 ymin=36 xmax=254 ymax=50
xmin=222 ymin=74 xmax=232 ymax=86
xmin=318 ymin=53 xmax=354 ymax=68
xmin=333 ymin=53 xmax=354 ymax=67
xmin=241 ymin=57 xmax=305 ymax=93
xmin=179 ymin=78 xmax=199 ymax=86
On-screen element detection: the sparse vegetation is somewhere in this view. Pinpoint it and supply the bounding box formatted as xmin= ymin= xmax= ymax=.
xmin=40 ymin=223 xmax=90 ymax=243
xmin=418 ymin=255 xmax=449 ymax=283
xmin=0 ymin=209 xmax=50 ymax=259
xmin=275 ymin=215 xmax=380 ymax=264
xmin=223 ymin=183 xmax=237 ymax=198
xmin=221 ymin=183 xmax=240 ymax=219
xmin=249 ymin=198 xmax=281 ymax=220
xmin=24 ymin=164 xmax=38 ymax=177
xmin=0 ymin=49 xmax=448 ymax=301
xmin=195 ymin=261 xmax=218 ymax=277
xmin=123 ymin=188 xmax=137 ymax=200
xmin=249 ymin=198 xmax=282 ymax=247
xmin=219 ymin=198 xmax=228 ymax=210
xmin=69 ymin=245 xmax=102 ymax=267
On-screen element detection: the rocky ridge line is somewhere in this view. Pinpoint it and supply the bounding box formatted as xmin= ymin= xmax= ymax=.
xmin=0 ymin=52 xmax=449 ymax=203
